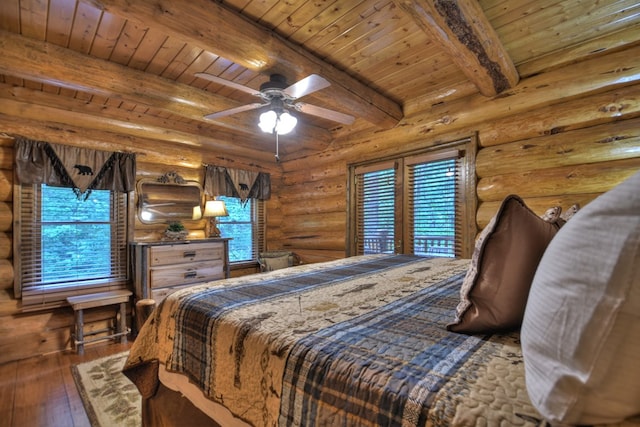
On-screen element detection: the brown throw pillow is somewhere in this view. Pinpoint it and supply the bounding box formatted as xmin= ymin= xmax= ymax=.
xmin=447 ymin=195 xmax=560 ymax=334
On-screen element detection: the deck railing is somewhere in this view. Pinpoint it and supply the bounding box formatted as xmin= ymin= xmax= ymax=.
xmin=363 ymin=235 xmax=454 ymax=257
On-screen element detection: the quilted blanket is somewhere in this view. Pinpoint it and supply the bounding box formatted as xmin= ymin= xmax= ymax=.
xmin=124 ymin=255 xmax=542 ymax=427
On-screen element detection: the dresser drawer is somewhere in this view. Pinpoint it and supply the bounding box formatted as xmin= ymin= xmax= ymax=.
xmin=149 ymin=261 xmax=224 ymax=289
xmin=149 ymin=242 xmax=223 ymax=266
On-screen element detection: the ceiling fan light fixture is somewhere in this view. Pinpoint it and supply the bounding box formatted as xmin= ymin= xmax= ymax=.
xmin=199 ymin=73 xmax=354 ymax=133
xmin=258 ymin=109 xmax=297 ymax=135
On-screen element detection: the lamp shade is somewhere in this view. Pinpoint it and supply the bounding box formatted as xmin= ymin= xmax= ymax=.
xmin=203 ymin=200 xmax=229 ymax=217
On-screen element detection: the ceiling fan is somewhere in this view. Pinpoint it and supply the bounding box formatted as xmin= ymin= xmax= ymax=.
xmin=194 ymin=72 xmax=356 ymax=127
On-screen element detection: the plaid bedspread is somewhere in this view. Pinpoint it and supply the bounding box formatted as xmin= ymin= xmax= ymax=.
xmin=170 ymin=254 xmax=430 ymax=394
xmin=124 ymin=255 xmax=544 ymax=427
xmin=279 ymin=271 xmax=482 ymax=426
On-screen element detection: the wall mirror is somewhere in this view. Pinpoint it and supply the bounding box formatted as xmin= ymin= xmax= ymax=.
xmin=137 ymin=172 xmax=203 ymax=224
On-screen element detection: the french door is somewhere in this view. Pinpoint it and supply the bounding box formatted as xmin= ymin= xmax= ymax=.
xmin=349 ymin=137 xmax=477 ymax=258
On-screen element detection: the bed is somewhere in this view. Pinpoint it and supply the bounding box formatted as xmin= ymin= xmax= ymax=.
xmin=124 ymin=254 xmax=535 ymax=426
xmin=123 ymin=172 xmax=640 ymax=427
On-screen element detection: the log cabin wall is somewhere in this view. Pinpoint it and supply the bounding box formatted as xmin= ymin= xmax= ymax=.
xmin=274 ymin=45 xmax=640 ymax=262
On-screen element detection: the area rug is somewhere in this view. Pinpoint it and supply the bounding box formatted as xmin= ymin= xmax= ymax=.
xmin=71 ymin=351 xmax=141 ymax=427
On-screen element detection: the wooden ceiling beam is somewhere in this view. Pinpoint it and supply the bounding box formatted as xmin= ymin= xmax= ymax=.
xmin=0 ymin=113 xmax=279 ymax=172
xmin=0 ymin=30 xmax=331 ymax=150
xmin=0 ymin=83 xmax=321 ymax=157
xmin=0 ymin=88 xmax=275 ymax=163
xmin=333 ymin=44 xmax=640 ymax=151
xmin=394 ymin=0 xmax=519 ymax=96
xmin=86 ymin=0 xmax=403 ymax=128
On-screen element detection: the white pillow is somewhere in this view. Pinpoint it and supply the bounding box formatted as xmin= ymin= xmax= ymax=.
xmin=521 ymin=170 xmax=640 ymax=425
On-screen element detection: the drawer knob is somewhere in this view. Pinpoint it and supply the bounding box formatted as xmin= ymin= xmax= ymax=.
xmin=184 ymin=270 xmax=198 ymax=279
xmin=183 ymin=251 xmax=197 ymax=258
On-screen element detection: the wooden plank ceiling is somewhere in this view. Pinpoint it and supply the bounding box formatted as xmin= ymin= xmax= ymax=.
xmin=0 ymin=0 xmax=639 ymax=161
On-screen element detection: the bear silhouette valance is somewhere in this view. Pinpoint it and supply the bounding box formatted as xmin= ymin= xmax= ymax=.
xmin=203 ymin=165 xmax=270 ymax=203
xmin=14 ymin=137 xmax=136 ymax=199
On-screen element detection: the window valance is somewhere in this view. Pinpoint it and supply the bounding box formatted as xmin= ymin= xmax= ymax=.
xmin=14 ymin=137 xmax=136 ymax=198
xmin=203 ymin=165 xmax=270 ymax=203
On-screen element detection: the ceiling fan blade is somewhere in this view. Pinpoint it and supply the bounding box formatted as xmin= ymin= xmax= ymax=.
xmin=195 ymin=72 xmax=262 ymax=96
xmin=204 ymin=103 xmax=267 ymax=120
xmin=282 ymin=74 xmax=331 ymax=99
xmin=294 ymin=102 xmax=355 ymax=125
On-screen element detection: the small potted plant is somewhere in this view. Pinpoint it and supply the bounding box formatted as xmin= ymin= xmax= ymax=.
xmin=164 ymin=221 xmax=188 ymax=240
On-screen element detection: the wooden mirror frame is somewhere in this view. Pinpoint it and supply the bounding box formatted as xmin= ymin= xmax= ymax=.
xmin=137 ymin=172 xmax=203 ymax=224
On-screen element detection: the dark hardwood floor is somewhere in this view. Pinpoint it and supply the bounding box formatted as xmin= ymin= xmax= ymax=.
xmin=0 ymin=340 xmax=132 ymax=427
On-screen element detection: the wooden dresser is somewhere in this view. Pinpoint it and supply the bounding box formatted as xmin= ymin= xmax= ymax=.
xmin=130 ymin=238 xmax=230 ymax=303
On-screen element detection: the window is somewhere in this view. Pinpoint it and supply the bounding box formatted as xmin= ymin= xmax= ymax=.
xmin=15 ymin=184 xmax=128 ymax=309
xmin=217 ymin=196 xmax=265 ymax=263
xmin=349 ymin=137 xmax=477 ymax=258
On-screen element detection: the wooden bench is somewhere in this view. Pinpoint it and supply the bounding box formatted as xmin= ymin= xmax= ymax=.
xmin=66 ymin=290 xmax=132 ymax=355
